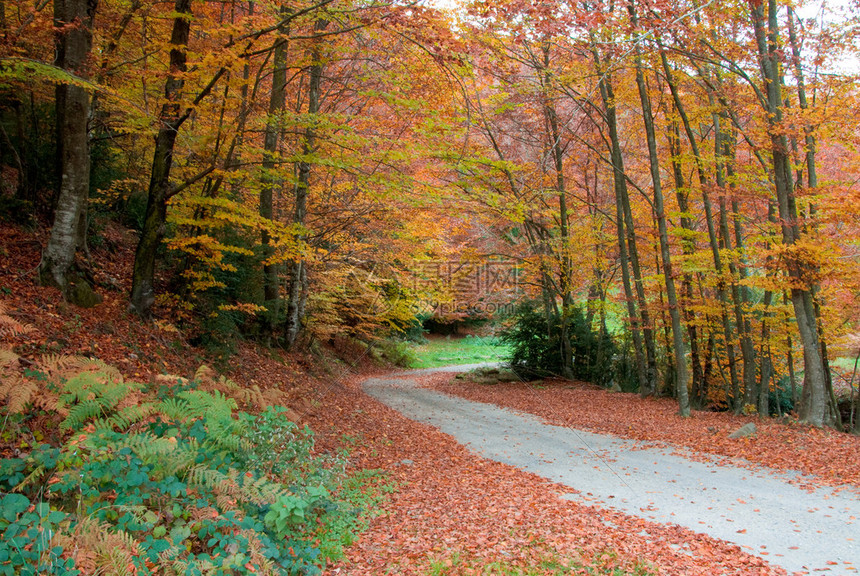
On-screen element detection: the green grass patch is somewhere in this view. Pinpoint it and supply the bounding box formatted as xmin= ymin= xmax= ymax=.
xmin=409 ymin=335 xmax=511 ymax=368
xmin=832 ymin=356 xmax=860 ymax=371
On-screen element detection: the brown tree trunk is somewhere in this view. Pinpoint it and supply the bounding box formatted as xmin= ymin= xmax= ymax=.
xmin=667 ymin=118 xmax=704 ymax=404
xmin=540 ymin=41 xmax=574 ymax=379
xmin=285 ymin=19 xmax=326 ymax=348
xmin=129 ymin=0 xmax=192 ymax=315
xmin=592 ymin=46 xmax=650 ymax=396
xmin=261 ymin=6 xmax=289 ymax=335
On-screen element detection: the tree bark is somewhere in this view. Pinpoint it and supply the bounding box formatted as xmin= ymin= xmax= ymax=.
xmin=667 ymin=118 xmax=705 ymax=405
xmin=261 ymin=6 xmax=290 ymax=335
xmin=749 ymin=0 xmax=837 ymax=428
xmin=129 ymin=0 xmax=192 ymax=315
xmin=39 ymin=0 xmax=98 ymax=296
xmin=540 ymin=41 xmax=574 ymax=379
xmin=285 ymin=19 xmax=326 ymax=348
xmin=591 ymin=46 xmax=650 ymax=396
xmin=629 ymin=0 xmax=689 ymax=416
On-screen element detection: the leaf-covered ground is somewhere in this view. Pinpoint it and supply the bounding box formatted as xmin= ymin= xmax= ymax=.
xmin=0 ymin=224 xmax=843 ymax=574
xmin=307 ymin=372 xmax=786 ymax=575
xmin=429 ymin=377 xmax=860 ymax=491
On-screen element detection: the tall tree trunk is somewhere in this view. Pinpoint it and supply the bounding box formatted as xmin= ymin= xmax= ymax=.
xmin=749 ymin=0 xmax=837 ymax=428
xmin=541 ymin=41 xmax=574 ymax=379
xmin=667 ymin=118 xmax=704 ymax=404
xmin=786 ymin=7 xmax=841 ymax=427
xmin=285 ymin=19 xmax=326 ymax=348
xmin=129 ymin=0 xmax=192 ymax=315
xmin=660 ymin=47 xmax=736 ymax=408
xmin=592 ymin=46 xmax=650 ymax=395
xmin=261 ymin=6 xmax=289 ymax=335
xmin=39 ymin=0 xmax=98 ymax=297
xmin=629 ymin=0 xmax=689 ymax=416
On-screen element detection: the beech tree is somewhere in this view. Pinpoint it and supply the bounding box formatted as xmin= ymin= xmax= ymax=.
xmin=39 ymin=0 xmax=98 ymax=302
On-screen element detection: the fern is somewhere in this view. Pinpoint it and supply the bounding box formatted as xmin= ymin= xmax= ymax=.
xmin=92 ymin=403 xmax=155 ymax=432
xmin=1 ymin=356 xmax=365 ymax=576
xmin=0 ymin=349 xmax=40 ymax=414
xmin=13 ymin=464 xmax=46 ymax=492
xmin=0 ymin=302 xmax=33 ymax=339
xmin=185 ymin=465 xmax=286 ymax=507
xmin=156 ymin=397 xmax=199 ymax=422
xmin=2 ymin=375 xmax=37 ymax=413
xmin=59 ymin=516 xmax=138 ymax=576
xmin=193 ymin=364 xmax=267 ymax=408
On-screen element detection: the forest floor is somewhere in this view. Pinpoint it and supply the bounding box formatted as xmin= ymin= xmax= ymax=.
xmin=311 ymin=368 xmax=860 ymax=576
xmin=354 ymin=369 xmax=859 ymax=575
xmin=3 ymin=221 xmax=859 ymax=575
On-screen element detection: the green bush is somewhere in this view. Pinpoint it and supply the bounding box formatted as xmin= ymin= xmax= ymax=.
xmin=0 ymin=360 xmax=386 ymax=575
xmin=374 ymin=338 xmax=418 ymax=367
xmin=768 ymin=376 xmax=796 ymax=416
xmin=501 ymin=302 xmax=617 ymax=386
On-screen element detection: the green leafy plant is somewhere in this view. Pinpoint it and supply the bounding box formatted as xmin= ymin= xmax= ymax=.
xmin=501 ymin=302 xmax=618 ymax=385
xmin=0 ymin=352 xmax=388 ymax=575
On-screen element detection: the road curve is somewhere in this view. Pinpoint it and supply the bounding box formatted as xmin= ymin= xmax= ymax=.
xmin=364 ymin=368 xmax=860 ymax=575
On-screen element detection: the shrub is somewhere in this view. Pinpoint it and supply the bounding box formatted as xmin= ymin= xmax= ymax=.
xmin=374 ymin=338 xmax=418 ymax=367
xmin=501 ymin=302 xmax=617 ymax=386
xmin=0 ymin=352 xmax=387 ymax=575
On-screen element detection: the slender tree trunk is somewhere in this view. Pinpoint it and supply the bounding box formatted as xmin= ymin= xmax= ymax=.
xmin=541 ymin=42 xmax=574 ymax=379
xmin=629 ymin=1 xmax=689 ymax=416
xmin=749 ymin=0 xmax=836 ymax=428
xmin=129 ymin=0 xmax=192 ymax=315
xmin=40 ymin=0 xmax=98 ymax=296
xmin=668 ymin=118 xmax=704 ymax=404
xmin=660 ymin=48 xmax=738 ymax=409
xmin=786 ymin=7 xmax=841 ymax=428
xmin=592 ymin=47 xmax=650 ymax=395
xmin=285 ymin=19 xmax=326 ymax=348
xmin=261 ymin=6 xmax=289 ymax=335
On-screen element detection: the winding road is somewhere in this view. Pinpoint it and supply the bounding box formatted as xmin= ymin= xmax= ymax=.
xmin=364 ymin=366 xmax=860 ymax=575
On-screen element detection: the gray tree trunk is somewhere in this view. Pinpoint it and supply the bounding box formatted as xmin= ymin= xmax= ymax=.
xmin=285 ymin=20 xmax=326 ymax=348
xmin=750 ymin=0 xmax=837 ymax=428
xmin=629 ymin=1 xmax=689 ymax=416
xmin=40 ymin=0 xmax=98 ymax=297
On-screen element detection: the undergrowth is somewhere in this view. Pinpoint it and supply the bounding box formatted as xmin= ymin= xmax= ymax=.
xmin=0 ymin=351 xmax=388 ymax=575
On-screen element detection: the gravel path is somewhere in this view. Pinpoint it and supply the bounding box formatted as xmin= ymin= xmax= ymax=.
xmin=364 ymin=368 xmax=860 ymax=575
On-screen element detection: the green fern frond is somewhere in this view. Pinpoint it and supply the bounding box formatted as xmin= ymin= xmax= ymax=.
xmin=62 ymin=398 xmax=108 ymax=431
xmin=156 ymin=397 xmax=197 ymax=422
xmin=115 ymin=433 xmax=180 ymax=460
xmin=153 ymin=446 xmax=199 ymax=477
xmin=92 ymin=402 xmax=156 ymax=432
xmin=186 ymin=465 xmax=284 ymax=507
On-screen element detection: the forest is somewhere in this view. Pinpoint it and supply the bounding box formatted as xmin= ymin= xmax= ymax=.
xmin=1 ymin=0 xmax=859 ymax=571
